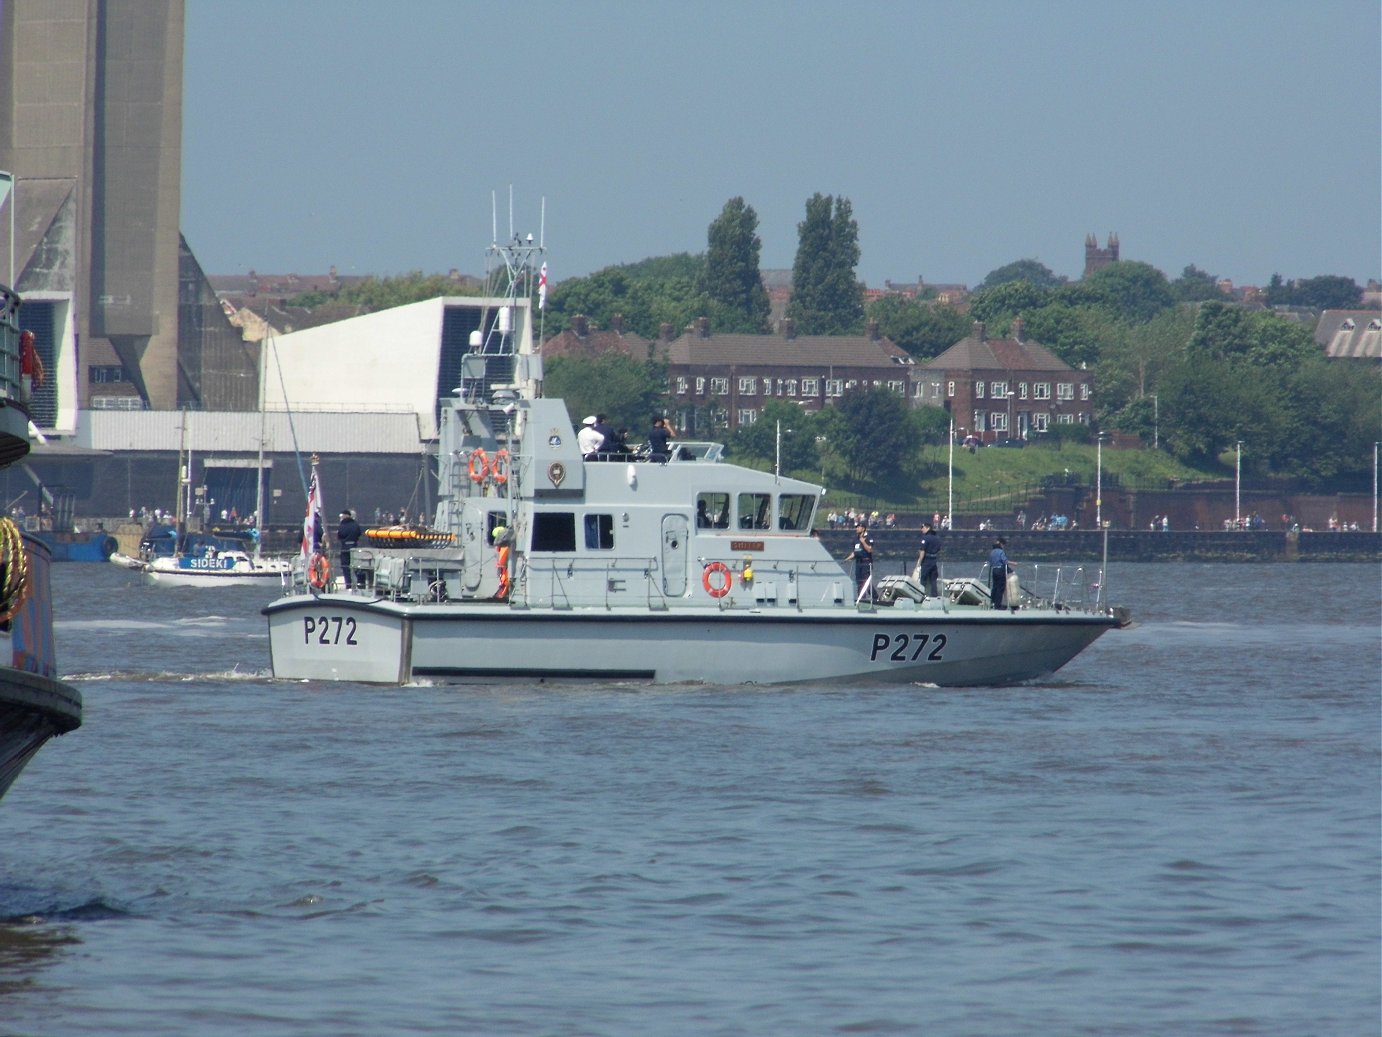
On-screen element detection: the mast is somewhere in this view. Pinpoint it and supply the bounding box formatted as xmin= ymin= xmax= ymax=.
xmin=254 ymin=338 xmax=269 ymax=561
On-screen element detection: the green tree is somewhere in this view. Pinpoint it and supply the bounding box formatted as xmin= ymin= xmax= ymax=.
xmin=1263 ymin=274 xmax=1362 ymax=309
xmin=729 ymin=400 xmax=819 ymax=473
xmin=289 ymin=272 xmax=482 ymax=310
xmin=1060 ymin=261 xmax=1174 ymax=323
xmin=544 ymin=258 xmax=705 ymax=342
xmin=820 ymin=384 xmax=911 ymax=481
xmin=967 ymin=280 xmax=1053 ymax=325
xmin=1019 ymin=302 xmax=1121 ymax=370
xmin=542 ymin=354 xmax=667 ymax=436
xmin=1170 ymin=264 xmax=1224 ymax=302
xmin=865 ymin=295 xmax=969 ymax=359
xmin=786 ymin=193 xmax=865 ymax=335
xmin=701 ymin=197 xmax=770 ymax=334
xmin=980 ymin=258 xmax=1067 ymax=290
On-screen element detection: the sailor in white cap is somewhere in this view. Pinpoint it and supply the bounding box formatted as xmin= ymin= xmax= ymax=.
xmin=577 ymin=414 xmax=604 ymax=459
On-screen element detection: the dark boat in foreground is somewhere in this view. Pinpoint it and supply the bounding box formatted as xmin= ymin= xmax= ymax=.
xmin=0 ymin=281 xmax=80 ymax=802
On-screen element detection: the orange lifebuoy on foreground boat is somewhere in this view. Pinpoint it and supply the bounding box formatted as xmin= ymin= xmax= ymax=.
xmin=702 ymin=560 xmax=732 ymax=598
xmin=308 ymin=552 xmax=331 ymax=589
xmin=468 ymin=448 xmax=489 ymax=483
xmin=491 ymin=449 xmax=510 ymax=485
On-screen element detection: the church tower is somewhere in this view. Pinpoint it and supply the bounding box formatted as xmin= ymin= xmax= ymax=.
xmin=1083 ymin=233 xmax=1119 ymax=278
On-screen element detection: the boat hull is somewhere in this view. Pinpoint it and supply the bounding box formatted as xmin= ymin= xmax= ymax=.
xmin=0 ymin=669 xmax=82 ymax=799
xmin=265 ymin=594 xmax=1117 ymax=687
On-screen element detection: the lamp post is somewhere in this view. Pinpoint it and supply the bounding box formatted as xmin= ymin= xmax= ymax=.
xmin=1373 ymin=441 xmax=1378 ymax=533
xmin=1006 ymin=390 xmax=1016 ymax=441
xmin=1095 ymin=431 xmax=1105 ymax=528
xmin=1150 ymin=393 xmax=1159 ymax=450
xmin=947 ymin=419 xmax=956 ymax=530
xmin=1235 ymin=440 xmax=1243 ymax=530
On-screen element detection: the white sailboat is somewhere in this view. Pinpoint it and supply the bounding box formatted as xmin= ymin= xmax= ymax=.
xmin=142 ymin=358 xmax=293 ymax=588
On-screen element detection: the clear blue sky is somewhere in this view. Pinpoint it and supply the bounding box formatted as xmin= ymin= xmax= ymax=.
xmin=182 ymin=0 xmax=1380 ymax=291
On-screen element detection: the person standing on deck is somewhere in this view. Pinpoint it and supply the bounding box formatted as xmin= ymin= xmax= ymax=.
xmin=337 ymin=509 xmax=363 ymax=589
xmin=915 ymin=522 xmax=942 ymax=598
xmin=850 ymin=523 xmax=876 ymax=603
xmin=988 ymin=538 xmax=1012 ymax=609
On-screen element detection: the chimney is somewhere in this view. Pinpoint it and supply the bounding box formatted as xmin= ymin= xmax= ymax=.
xmin=573 ymin=314 xmax=589 ymax=337
xmin=867 ymin=319 xmax=880 ymax=341
xmin=783 ymin=317 xmax=796 ymax=340
xmin=611 ymin=313 xmax=624 ymax=334
xmin=696 ymin=316 xmax=710 ymax=338
xmin=973 ymin=320 xmax=986 ymax=341
xmin=659 ymin=322 xmax=673 ymax=342
xmin=1010 ymin=317 xmax=1024 ymax=342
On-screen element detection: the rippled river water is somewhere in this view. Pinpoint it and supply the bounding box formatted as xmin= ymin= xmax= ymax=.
xmin=2 ymin=562 xmax=1378 ymax=1036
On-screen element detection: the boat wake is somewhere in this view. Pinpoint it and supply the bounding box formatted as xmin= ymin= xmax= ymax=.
xmin=65 ymin=667 xmax=272 ymax=684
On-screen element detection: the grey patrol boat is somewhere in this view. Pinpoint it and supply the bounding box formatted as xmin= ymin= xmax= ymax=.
xmin=265 ymin=228 xmax=1124 ymax=686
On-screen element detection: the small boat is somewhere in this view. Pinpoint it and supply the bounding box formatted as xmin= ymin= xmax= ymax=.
xmin=0 ymin=281 xmax=81 ymax=801
xmin=139 ymin=527 xmax=292 ymax=588
xmin=264 ymin=223 xmax=1127 ymax=686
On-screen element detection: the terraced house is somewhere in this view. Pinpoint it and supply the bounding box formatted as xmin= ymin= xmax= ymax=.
xmin=918 ymin=319 xmax=1093 ymax=441
xmin=664 ymin=317 xmax=917 ymax=434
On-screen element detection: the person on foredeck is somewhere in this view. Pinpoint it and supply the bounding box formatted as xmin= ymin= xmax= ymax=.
xmin=591 ymin=415 xmax=617 ymax=459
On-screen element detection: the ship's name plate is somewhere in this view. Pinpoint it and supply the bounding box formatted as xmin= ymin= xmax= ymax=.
xmin=730 ymin=540 xmax=765 ymax=552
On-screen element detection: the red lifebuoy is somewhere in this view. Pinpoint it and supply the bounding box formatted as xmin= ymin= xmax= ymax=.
xmin=308 ymin=552 xmax=331 ymax=589
xmin=491 ymin=449 xmax=509 ymax=485
xmin=468 ymin=448 xmax=489 ymax=483
xmin=702 ymin=560 xmax=732 ymax=598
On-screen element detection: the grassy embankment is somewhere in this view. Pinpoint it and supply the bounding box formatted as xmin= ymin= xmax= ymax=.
xmin=805 ymin=439 xmax=1224 ymax=520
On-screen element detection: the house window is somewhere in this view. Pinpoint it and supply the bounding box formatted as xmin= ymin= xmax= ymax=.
xmin=975 ymin=382 xmax=986 ymax=399
xmin=1080 ymin=384 xmax=1091 ymax=400
xmin=947 ymin=381 xmax=955 ymax=398
xmin=583 ymin=513 xmax=615 ymax=550
xmin=1033 ymin=413 xmax=1050 ymax=432
xmin=1057 ymin=383 xmax=1074 ymax=401
xmin=802 ymin=377 xmax=819 ymax=396
xmin=991 ymin=381 xmax=1008 ymax=397
xmin=1033 ymin=382 xmax=1051 ymax=400
xmin=1057 ymin=413 xmax=1074 ymax=424
xmin=1019 ymin=382 xmax=1028 ymax=399
xmin=737 ymin=408 xmax=757 ymax=426
xmin=991 ymin=412 xmax=1008 ymax=431
xmin=972 ymin=411 xmax=986 ymax=432
xmin=887 ymin=380 xmax=904 ymax=395
xmin=675 ymin=377 xmax=688 ymax=394
xmin=695 ymin=377 xmax=706 ymax=394
xmin=913 ymin=381 xmax=925 ymax=398
xmin=710 ymin=377 xmax=729 ymax=395
xmin=784 ymin=379 xmax=797 ymax=396
xmin=738 ymin=376 xmax=757 ymax=395
xmin=826 ymin=379 xmax=843 ymax=397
